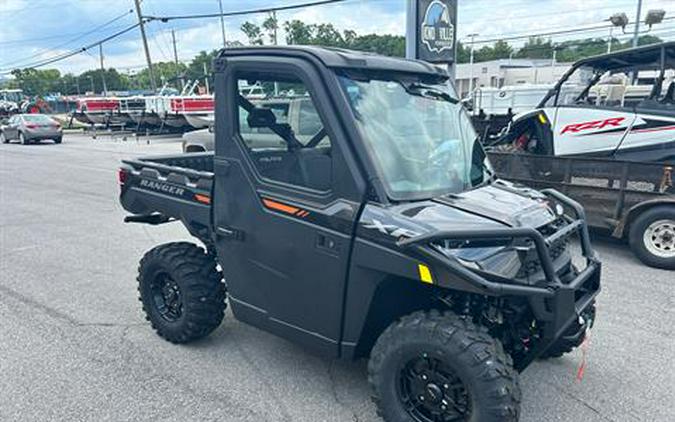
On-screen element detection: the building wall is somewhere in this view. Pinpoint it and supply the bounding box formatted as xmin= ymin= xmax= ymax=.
xmin=454 ymin=59 xmax=573 ymax=98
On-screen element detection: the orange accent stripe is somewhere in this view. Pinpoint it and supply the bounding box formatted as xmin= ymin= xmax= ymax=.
xmin=262 ymin=198 xmax=300 ymax=215
xmin=194 ymin=193 xmax=211 ymax=204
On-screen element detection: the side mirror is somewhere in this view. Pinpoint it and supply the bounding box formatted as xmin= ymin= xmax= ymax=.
xmin=247 ymin=107 xmax=276 ymax=128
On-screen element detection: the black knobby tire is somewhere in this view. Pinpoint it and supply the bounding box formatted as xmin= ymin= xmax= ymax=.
xmin=539 ymin=303 xmax=596 ymax=359
xmin=628 ymin=206 xmax=675 ymax=270
xmin=368 ymin=310 xmax=521 ymax=422
xmin=137 ymin=242 xmax=226 ymax=343
xmin=54 ymin=137 xmax=62 ymax=144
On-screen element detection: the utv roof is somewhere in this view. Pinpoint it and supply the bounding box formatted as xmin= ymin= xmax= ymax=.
xmin=572 ymin=41 xmax=675 ymax=72
xmin=216 ymin=45 xmax=448 ymax=78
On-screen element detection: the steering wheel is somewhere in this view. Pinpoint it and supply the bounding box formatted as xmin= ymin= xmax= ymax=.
xmin=425 ymin=139 xmax=464 ymax=189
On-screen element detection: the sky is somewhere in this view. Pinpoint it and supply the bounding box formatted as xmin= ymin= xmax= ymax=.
xmin=1 ymin=0 xmax=674 ymax=76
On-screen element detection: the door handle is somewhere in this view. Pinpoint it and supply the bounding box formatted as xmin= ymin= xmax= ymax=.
xmin=316 ymin=233 xmax=339 ymax=255
xmin=216 ymin=226 xmax=245 ymax=241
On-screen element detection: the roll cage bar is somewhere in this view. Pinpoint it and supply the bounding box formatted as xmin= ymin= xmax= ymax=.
xmin=538 ymin=42 xmax=675 ymax=107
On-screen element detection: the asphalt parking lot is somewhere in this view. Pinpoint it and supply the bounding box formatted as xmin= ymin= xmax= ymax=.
xmin=1 ymin=132 xmax=673 ymax=422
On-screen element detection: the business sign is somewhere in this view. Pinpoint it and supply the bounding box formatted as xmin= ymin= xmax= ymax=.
xmin=407 ymin=0 xmax=458 ymax=64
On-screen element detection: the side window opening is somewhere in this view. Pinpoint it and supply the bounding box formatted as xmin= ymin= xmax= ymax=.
xmin=235 ymin=73 xmax=333 ymax=192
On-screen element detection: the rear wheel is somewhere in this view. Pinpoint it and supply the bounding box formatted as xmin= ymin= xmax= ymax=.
xmin=19 ymin=132 xmax=28 ymax=145
xmin=137 ymin=242 xmax=226 ymax=343
xmin=629 ymin=206 xmax=675 ymax=270
xmin=54 ymin=137 xmax=62 ymax=144
xmin=369 ymin=310 xmax=521 ymax=422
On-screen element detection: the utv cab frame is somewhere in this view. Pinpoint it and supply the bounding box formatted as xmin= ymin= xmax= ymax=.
xmin=119 ymin=46 xmax=601 ymax=422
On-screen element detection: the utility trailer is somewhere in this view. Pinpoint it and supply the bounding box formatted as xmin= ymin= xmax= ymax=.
xmin=488 ymin=152 xmax=675 ymax=269
xmin=118 ymin=46 xmax=601 ymax=422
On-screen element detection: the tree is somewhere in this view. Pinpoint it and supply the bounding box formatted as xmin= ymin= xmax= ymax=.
xmin=262 ymin=13 xmax=279 ymax=45
xmin=241 ymin=21 xmax=263 ymax=46
xmin=9 ymin=68 xmax=61 ymax=95
xmin=515 ymin=37 xmax=554 ymax=59
xmin=284 ymin=20 xmax=314 ymax=45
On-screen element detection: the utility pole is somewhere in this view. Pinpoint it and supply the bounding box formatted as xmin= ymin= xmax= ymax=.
xmin=467 ymin=33 xmax=478 ymax=98
xmin=271 ymin=10 xmax=279 ymax=96
xmin=632 ymin=0 xmax=643 ymax=48
xmin=271 ymin=10 xmax=278 ymax=46
xmin=171 ymin=29 xmax=183 ymax=89
xmin=203 ymin=62 xmax=210 ymax=95
xmin=218 ymin=0 xmax=227 ymax=48
xmin=607 ymin=26 xmax=614 ymax=54
xmin=134 ymin=0 xmax=157 ymax=92
xmin=99 ymin=43 xmax=108 ymax=96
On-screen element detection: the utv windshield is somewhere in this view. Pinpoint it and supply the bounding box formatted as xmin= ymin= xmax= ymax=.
xmin=338 ymin=72 xmax=491 ymax=200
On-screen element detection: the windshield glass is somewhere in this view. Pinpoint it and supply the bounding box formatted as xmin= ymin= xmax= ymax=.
xmin=22 ymin=114 xmax=54 ymax=123
xmin=338 ymin=73 xmax=491 ymax=200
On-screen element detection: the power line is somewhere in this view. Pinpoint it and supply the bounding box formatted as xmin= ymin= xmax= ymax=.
xmin=143 ymin=0 xmax=348 ymax=21
xmin=468 ymin=16 xmax=675 ymax=45
xmin=0 ymin=23 xmax=141 ymax=73
xmin=0 ymin=9 xmax=134 ymax=69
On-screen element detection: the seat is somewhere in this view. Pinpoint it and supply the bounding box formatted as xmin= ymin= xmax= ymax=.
xmin=296 ymin=148 xmax=332 ymax=191
xmin=661 ymin=82 xmax=675 ymax=104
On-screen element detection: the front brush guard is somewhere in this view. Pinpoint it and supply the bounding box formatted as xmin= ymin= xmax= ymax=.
xmin=397 ymin=189 xmax=601 ymax=371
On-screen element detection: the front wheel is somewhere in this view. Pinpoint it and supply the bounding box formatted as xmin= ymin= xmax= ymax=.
xmin=369 ymin=310 xmax=521 ymax=422
xmin=137 ymin=242 xmax=226 ymax=343
xmin=629 ymin=206 xmax=675 ymax=270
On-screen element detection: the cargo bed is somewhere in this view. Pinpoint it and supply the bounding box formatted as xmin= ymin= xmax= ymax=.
xmin=118 ymin=152 xmax=214 ymax=240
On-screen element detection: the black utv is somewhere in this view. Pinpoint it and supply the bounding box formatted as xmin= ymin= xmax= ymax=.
xmin=118 ymin=46 xmax=601 ymax=422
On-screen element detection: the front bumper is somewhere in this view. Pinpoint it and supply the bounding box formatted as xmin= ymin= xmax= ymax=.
xmin=398 ymin=189 xmax=601 ymax=371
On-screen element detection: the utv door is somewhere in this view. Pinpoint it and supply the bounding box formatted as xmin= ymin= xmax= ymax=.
xmin=212 ymin=58 xmax=365 ymax=356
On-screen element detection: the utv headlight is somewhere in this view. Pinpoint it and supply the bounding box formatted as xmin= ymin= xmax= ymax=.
xmin=433 ymin=240 xmax=525 ymax=281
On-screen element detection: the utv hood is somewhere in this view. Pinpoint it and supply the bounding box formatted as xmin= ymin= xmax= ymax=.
xmin=360 ymin=180 xmax=558 ymax=242
xmin=358 ymin=180 xmax=561 ymax=280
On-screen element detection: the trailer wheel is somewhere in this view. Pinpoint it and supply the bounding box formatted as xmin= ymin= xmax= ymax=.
xmin=137 ymin=242 xmax=226 ymax=343
xmin=369 ymin=310 xmax=520 ymax=422
xmin=629 ymin=206 xmax=675 ymax=270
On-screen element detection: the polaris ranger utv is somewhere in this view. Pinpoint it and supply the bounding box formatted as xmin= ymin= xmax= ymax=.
xmin=119 ymin=47 xmax=601 ymax=422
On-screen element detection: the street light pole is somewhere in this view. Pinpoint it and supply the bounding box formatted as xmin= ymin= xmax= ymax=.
xmin=632 ymin=0 xmax=643 ymax=48
xmin=218 ymin=0 xmax=227 ymax=48
xmin=467 ymin=33 xmax=479 ymax=98
xmin=99 ymin=44 xmax=108 ymax=96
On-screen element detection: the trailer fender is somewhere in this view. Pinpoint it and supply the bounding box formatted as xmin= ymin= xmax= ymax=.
xmin=614 ymin=198 xmax=675 ymax=238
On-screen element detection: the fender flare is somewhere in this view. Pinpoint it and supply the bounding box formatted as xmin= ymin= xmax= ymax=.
xmin=613 ymin=197 xmax=675 ymax=238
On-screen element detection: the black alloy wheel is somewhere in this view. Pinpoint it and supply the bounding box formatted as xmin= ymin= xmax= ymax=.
xmin=398 ymin=353 xmax=471 ymax=422
xmin=149 ymin=272 xmax=184 ymax=322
